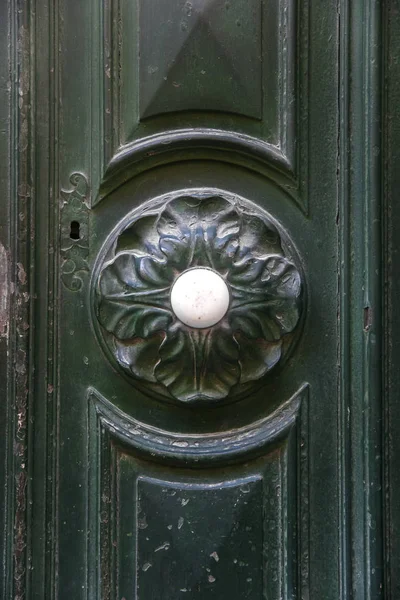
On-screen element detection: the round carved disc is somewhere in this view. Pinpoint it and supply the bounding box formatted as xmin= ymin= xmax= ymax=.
xmin=93 ymin=190 xmax=304 ymax=405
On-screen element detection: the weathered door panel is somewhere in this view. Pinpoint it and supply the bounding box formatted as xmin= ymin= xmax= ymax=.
xmin=56 ymin=1 xmax=339 ymax=595
xmin=1 ymin=1 xmax=394 ymax=599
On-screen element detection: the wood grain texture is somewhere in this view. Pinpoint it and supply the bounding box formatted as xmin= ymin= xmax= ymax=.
xmin=383 ymin=2 xmax=400 ymax=598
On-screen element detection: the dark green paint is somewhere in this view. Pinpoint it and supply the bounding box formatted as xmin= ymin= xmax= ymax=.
xmin=0 ymin=0 xmax=397 ymax=599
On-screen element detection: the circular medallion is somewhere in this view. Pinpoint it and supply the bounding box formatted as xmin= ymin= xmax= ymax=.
xmin=93 ymin=190 xmax=304 ymax=405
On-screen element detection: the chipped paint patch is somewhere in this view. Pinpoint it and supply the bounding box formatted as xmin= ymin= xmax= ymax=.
xmin=0 ymin=242 xmax=9 ymax=338
xmin=17 ymin=262 xmax=27 ymax=285
xmin=154 ymin=541 xmax=170 ymax=552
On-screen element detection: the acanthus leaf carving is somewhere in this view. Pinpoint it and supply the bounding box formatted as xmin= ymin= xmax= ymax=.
xmin=94 ymin=192 xmax=304 ymax=404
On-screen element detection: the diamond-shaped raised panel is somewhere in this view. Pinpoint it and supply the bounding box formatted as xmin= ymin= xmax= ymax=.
xmin=96 ymin=0 xmax=300 ymax=195
xmin=139 ymin=0 xmax=262 ymax=120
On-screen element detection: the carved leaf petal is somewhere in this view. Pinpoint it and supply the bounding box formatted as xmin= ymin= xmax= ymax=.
xmin=234 ymin=333 xmax=282 ymax=383
xmin=115 ymin=214 xmax=164 ymax=257
xmin=100 ymin=252 xmax=171 ymax=293
xmin=155 ymin=322 xmax=240 ymax=402
xmin=230 ymin=255 xmax=302 ymax=298
xmin=229 ymin=256 xmax=302 ymax=341
xmin=262 ymin=256 xmax=301 ymax=289
xmin=230 ymin=298 xmax=300 ymax=341
xmin=156 ymin=196 xmax=242 ymax=271
xmin=235 ymin=213 xmax=282 ymax=260
xmin=198 ymin=197 xmax=241 ymax=270
xmin=230 ymin=303 xmax=282 ymax=341
xmin=97 ymin=252 xmax=173 ymax=339
xmin=227 ymin=257 xmax=266 ymax=286
xmin=99 ymin=301 xmax=172 ymax=339
xmin=156 ymin=197 xmax=196 ymax=270
xmin=114 ymin=333 xmax=164 ymax=382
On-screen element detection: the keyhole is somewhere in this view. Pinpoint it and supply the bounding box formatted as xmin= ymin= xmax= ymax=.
xmin=70 ymin=221 xmax=80 ymax=240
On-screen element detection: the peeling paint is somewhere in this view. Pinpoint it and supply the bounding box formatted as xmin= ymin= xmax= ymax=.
xmin=17 ymin=262 xmax=27 ymax=285
xmin=17 ymin=183 xmax=31 ymax=198
xmin=12 ymin=12 xmax=32 ymax=600
xmin=0 ymin=243 xmax=9 ymax=338
xmin=18 ymin=25 xmax=30 ymax=154
xmin=154 ymin=541 xmax=170 ymax=552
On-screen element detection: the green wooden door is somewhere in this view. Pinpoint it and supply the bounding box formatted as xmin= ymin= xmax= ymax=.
xmin=1 ymin=0 xmax=399 ymax=598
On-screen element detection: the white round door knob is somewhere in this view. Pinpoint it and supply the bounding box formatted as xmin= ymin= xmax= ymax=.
xmin=170 ymin=268 xmax=230 ymax=329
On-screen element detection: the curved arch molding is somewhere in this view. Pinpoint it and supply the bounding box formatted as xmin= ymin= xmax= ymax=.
xmin=87 ymin=384 xmax=308 ymax=466
xmin=96 ymin=130 xmax=296 ymax=205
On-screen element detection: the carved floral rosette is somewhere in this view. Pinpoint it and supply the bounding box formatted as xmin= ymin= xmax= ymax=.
xmin=93 ymin=192 xmax=304 ymax=404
